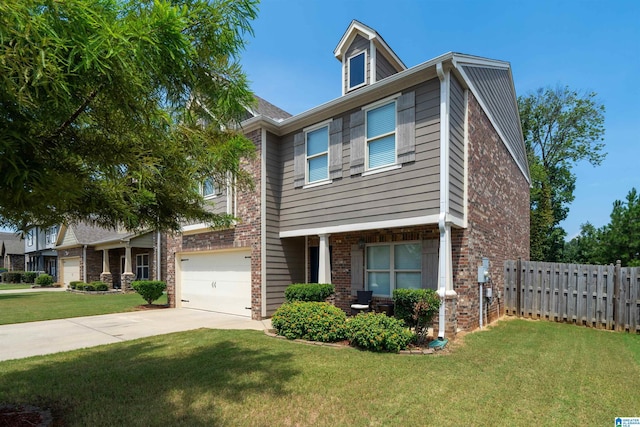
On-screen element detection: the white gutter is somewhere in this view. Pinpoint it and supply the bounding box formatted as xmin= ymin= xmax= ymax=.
xmin=156 ymin=231 xmax=161 ymax=281
xmin=436 ymin=62 xmax=454 ymax=340
xmin=82 ymin=244 xmax=87 ymax=283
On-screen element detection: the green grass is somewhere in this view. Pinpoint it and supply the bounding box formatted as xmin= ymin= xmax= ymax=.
xmin=0 ymin=319 xmax=638 ymax=426
xmin=0 ymin=291 xmax=167 ymax=325
xmin=0 ymin=283 xmax=33 ymax=291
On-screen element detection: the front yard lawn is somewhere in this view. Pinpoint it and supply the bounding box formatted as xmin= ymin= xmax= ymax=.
xmin=0 ymin=283 xmax=33 ymax=291
xmin=0 ymin=319 xmax=638 ymax=426
xmin=0 ymin=291 xmax=167 ymax=325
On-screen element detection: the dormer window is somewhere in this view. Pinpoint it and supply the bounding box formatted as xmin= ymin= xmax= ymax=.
xmin=348 ymin=51 xmax=366 ymax=90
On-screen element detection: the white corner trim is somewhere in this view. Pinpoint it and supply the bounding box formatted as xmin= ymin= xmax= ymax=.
xmin=260 ymin=128 xmax=267 ymax=318
xmin=370 ymin=40 xmax=377 ymax=84
xmin=279 ymin=215 xmax=440 ymax=238
xmin=463 ymin=88 xmax=470 ymax=228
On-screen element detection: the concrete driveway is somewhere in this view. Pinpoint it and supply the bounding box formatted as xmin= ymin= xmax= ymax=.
xmin=0 ymin=308 xmax=271 ymax=362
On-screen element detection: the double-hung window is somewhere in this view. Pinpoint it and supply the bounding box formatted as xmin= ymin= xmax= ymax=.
xmin=136 ymin=254 xmax=149 ymax=280
xmin=306 ymin=124 xmax=329 ymax=184
xmin=45 ymin=226 xmax=57 ymax=245
xmin=366 ymin=100 xmax=397 ymax=170
xmin=26 ymin=230 xmax=34 ymax=247
xmin=201 ymin=177 xmax=217 ymax=199
xmin=348 ymin=51 xmax=366 ymax=90
xmin=366 ymin=242 xmax=422 ymax=297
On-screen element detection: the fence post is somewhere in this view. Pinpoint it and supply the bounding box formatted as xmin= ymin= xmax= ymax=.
xmin=613 ymin=260 xmax=621 ymax=331
xmin=516 ymin=258 xmax=522 ymax=317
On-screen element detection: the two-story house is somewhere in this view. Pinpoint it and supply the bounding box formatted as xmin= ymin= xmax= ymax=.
xmin=164 ymin=21 xmax=530 ymax=337
xmin=24 ymin=226 xmax=59 ymax=278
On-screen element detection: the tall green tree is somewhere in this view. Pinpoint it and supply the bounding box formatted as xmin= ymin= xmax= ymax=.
xmin=0 ymin=0 xmax=258 ymax=232
xmin=519 ymin=86 xmax=606 ymax=261
xmin=563 ymin=188 xmax=640 ymax=267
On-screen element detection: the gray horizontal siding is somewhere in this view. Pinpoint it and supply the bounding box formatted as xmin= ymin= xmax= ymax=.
xmin=265 ymin=131 xmax=304 ymax=314
xmin=279 ymin=78 xmax=441 ymax=234
xmin=449 ymin=75 xmax=465 ymax=219
xmin=462 ymin=65 xmax=529 ymax=180
xmin=376 ymin=51 xmax=397 ymax=81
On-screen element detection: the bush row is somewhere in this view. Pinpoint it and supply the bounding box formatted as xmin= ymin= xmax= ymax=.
xmin=1 ymin=271 xmax=56 ymax=285
xmin=284 ymin=283 xmax=334 ymax=302
xmin=70 ymin=281 xmax=109 ymax=291
xmin=271 ymin=301 xmax=416 ymax=352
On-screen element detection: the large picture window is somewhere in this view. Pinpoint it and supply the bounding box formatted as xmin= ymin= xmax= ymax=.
xmin=45 ymin=226 xmax=57 ymax=245
xmin=306 ymin=125 xmax=329 ymax=183
xmin=366 ymin=242 xmax=421 ymax=297
xmin=366 ymin=101 xmax=396 ymax=170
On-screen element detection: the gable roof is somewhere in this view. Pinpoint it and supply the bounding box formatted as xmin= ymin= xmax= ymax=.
xmin=245 ymin=96 xmax=292 ymax=122
xmin=0 ymin=232 xmax=23 ymax=255
xmin=333 ymin=20 xmax=406 ymax=72
xmin=56 ymin=222 xmax=127 ymax=248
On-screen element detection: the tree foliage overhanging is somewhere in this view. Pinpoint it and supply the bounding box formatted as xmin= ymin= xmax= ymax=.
xmin=518 ymin=86 xmax=606 ymax=261
xmin=0 ymin=0 xmax=259 ymax=233
xmin=563 ymin=188 xmax=640 ymax=267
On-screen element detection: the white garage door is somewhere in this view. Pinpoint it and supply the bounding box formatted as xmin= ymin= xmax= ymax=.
xmin=61 ymin=258 xmax=80 ymax=287
xmin=179 ymin=250 xmax=252 ymax=317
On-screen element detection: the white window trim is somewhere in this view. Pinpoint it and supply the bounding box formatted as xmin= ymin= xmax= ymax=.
xmin=45 ymin=227 xmax=57 ymax=245
xmin=304 ymin=119 xmax=332 ymax=185
xmin=347 ymin=50 xmax=367 ymax=91
xmin=365 ymin=241 xmax=422 ymax=297
xmin=201 ymin=177 xmax=218 ymax=200
xmin=136 ymin=253 xmax=150 ymax=280
xmin=26 ymin=231 xmax=34 ymax=247
xmin=363 ymin=95 xmax=400 ymax=172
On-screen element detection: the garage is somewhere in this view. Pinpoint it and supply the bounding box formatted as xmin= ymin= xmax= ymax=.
xmin=178 ymin=250 xmax=252 ymax=317
xmin=60 ymin=258 xmax=80 ymax=287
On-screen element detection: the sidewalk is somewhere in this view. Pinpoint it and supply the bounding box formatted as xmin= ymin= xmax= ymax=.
xmin=0 ymin=286 xmax=67 ymax=294
xmin=0 ymin=308 xmax=271 ymax=362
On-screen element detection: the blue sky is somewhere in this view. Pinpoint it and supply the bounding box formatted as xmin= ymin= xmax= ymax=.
xmin=241 ymin=0 xmax=640 ymax=239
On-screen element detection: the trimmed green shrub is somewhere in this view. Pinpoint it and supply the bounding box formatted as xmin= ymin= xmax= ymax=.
xmin=393 ymin=288 xmax=440 ymax=341
xmin=84 ymin=283 xmax=96 ymax=291
xmin=23 ymin=271 xmax=37 ymax=283
xmin=1 ymin=271 xmax=23 ymax=283
xmin=95 ymin=282 xmax=109 ymax=291
xmin=271 ymin=301 xmax=347 ymax=342
xmin=35 ymin=274 xmax=54 ymax=287
xmin=132 ymin=280 xmax=166 ymax=304
xmin=284 ymin=283 xmax=335 ymax=302
xmin=69 ymin=281 xmax=83 ymax=289
xmin=346 ymin=312 xmax=415 ymax=353
xmin=74 ymin=282 xmax=87 ymax=290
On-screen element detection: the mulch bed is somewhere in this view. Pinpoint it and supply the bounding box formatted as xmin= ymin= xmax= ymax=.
xmin=0 ymin=404 xmax=53 ymax=427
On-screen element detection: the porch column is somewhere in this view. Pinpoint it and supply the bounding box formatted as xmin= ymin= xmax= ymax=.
xmin=102 ymin=249 xmax=110 ymax=274
xmin=121 ymin=243 xmax=135 ymax=291
xmin=318 ymin=234 xmax=331 ymax=284
xmin=100 ymin=249 xmax=114 ymax=288
xmin=124 ymin=244 xmax=132 ymax=274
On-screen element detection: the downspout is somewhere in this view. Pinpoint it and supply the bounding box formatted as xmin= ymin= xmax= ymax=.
xmin=436 ymin=62 xmax=452 ymax=340
xmin=156 ymin=231 xmax=161 ymax=281
xmin=82 ymin=245 xmax=87 ymax=283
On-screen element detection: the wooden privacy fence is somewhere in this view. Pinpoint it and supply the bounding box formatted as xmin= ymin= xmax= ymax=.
xmin=504 ymin=260 xmax=640 ymax=332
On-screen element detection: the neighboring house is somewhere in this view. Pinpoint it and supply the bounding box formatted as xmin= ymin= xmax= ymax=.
xmin=163 ymin=20 xmax=530 ymax=337
xmin=0 ymin=232 xmax=25 ymax=271
xmin=55 ymin=222 xmax=160 ymax=289
xmin=24 ymin=226 xmax=59 ymax=279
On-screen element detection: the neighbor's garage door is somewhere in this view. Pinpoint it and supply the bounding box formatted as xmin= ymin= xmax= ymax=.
xmin=179 ymin=250 xmax=252 ymax=317
xmin=61 ymin=258 xmax=80 ymax=287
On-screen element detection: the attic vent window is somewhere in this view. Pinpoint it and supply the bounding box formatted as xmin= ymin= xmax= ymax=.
xmin=348 ymin=51 xmax=366 ymax=90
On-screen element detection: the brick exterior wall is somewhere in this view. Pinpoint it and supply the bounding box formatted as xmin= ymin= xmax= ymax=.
xmin=165 ymin=129 xmax=263 ymax=319
xmin=453 ymin=93 xmax=530 ymax=331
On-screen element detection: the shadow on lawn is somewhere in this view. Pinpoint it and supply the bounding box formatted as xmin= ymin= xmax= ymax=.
xmin=0 ymin=293 xmax=37 ymax=301
xmin=0 ymin=330 xmax=298 ymax=426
